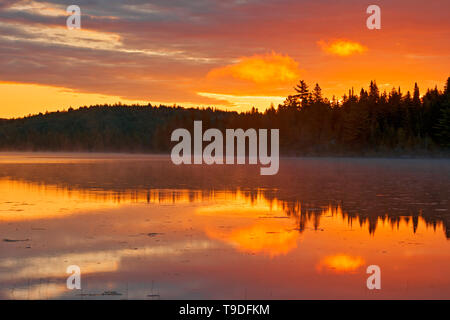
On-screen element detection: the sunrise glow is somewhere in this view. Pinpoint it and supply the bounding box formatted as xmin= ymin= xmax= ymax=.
xmin=0 ymin=0 xmax=448 ymax=117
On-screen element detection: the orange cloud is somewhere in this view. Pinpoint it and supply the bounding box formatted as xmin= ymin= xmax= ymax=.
xmin=316 ymin=254 xmax=365 ymax=273
xmin=318 ymin=39 xmax=368 ymax=57
xmin=207 ymin=52 xmax=301 ymax=84
xmin=196 ymin=92 xmax=285 ymax=112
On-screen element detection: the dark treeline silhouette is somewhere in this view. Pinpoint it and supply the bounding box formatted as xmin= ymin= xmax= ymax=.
xmin=0 ymin=78 xmax=449 ymax=155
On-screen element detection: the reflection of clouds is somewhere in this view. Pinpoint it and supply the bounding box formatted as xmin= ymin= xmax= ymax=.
xmin=0 ymin=240 xmax=214 ymax=298
xmin=0 ymin=169 xmax=449 ymax=299
xmin=316 ymin=254 xmax=365 ymax=274
xmin=197 ymin=191 xmax=301 ymax=257
xmin=0 ymin=178 xmax=122 ymax=221
xmin=6 ymin=282 xmax=67 ymax=300
xmin=0 ymin=156 xmax=448 ymax=299
xmin=206 ymin=224 xmax=299 ymax=257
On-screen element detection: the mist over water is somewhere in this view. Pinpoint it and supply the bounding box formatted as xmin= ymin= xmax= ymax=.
xmin=0 ymin=153 xmax=449 ymax=299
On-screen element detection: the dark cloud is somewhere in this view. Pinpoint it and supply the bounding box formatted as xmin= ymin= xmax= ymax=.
xmin=0 ymin=0 xmax=448 ymax=106
xmin=0 ymin=35 xmax=220 ymax=104
xmin=0 ymin=0 xmax=21 ymax=8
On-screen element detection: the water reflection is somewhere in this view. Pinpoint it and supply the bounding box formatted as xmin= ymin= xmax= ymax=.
xmin=317 ymin=255 xmax=366 ymax=274
xmin=0 ymin=153 xmax=449 ymax=299
xmin=1 ymin=179 xmax=446 ymax=239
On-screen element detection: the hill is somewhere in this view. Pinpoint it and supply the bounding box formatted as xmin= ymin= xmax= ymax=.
xmin=0 ymin=79 xmax=449 ymax=156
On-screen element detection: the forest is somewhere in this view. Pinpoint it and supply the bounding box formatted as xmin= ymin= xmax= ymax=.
xmin=0 ymin=78 xmax=449 ymax=156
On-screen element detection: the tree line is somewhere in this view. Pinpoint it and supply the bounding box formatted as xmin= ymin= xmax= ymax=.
xmin=0 ymin=77 xmax=449 ymax=155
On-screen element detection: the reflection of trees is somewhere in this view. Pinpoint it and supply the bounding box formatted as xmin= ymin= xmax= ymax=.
xmin=212 ymin=188 xmax=446 ymax=237
xmin=0 ymin=160 xmax=448 ymax=238
xmin=3 ymin=176 xmax=448 ymax=238
xmin=280 ymin=200 xmax=444 ymax=237
xmin=227 ymin=189 xmax=448 ymax=238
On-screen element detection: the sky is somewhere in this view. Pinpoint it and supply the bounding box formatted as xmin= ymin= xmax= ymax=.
xmin=0 ymin=0 xmax=449 ymax=118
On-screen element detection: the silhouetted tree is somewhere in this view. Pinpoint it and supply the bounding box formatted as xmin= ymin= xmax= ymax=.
xmin=293 ymin=80 xmax=309 ymax=108
xmin=312 ymin=83 xmax=323 ymax=103
xmin=0 ymin=79 xmax=449 ymax=155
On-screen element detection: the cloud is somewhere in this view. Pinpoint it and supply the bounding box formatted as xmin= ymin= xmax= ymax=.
xmin=0 ymin=0 xmax=447 ymax=117
xmin=6 ymin=0 xmax=67 ymax=17
xmin=207 ymin=52 xmax=301 ymax=84
xmin=0 ymin=0 xmax=21 ymax=9
xmin=318 ymin=39 xmax=368 ymax=57
xmin=197 ymin=92 xmax=285 ymax=111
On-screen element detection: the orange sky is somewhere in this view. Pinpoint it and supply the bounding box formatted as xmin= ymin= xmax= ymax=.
xmin=0 ymin=0 xmax=449 ymax=118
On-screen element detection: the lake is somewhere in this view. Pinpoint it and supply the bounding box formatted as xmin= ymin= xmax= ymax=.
xmin=0 ymin=153 xmax=449 ymax=299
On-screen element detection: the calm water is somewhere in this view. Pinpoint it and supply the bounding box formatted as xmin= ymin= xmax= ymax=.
xmin=0 ymin=153 xmax=449 ymax=300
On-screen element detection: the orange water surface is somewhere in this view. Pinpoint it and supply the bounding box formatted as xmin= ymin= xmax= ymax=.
xmin=0 ymin=153 xmax=448 ymax=299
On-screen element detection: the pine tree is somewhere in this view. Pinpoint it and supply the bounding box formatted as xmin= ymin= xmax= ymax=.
xmin=312 ymin=83 xmax=323 ymax=103
xmin=294 ymin=80 xmax=309 ymax=107
xmin=445 ymin=77 xmax=450 ymax=95
xmin=434 ymin=107 xmax=450 ymax=148
xmin=369 ymin=80 xmax=379 ymax=102
xmin=413 ymin=82 xmax=421 ymax=105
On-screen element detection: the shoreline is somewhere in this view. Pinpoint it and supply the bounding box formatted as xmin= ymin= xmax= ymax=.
xmin=0 ymin=150 xmax=448 ymax=160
